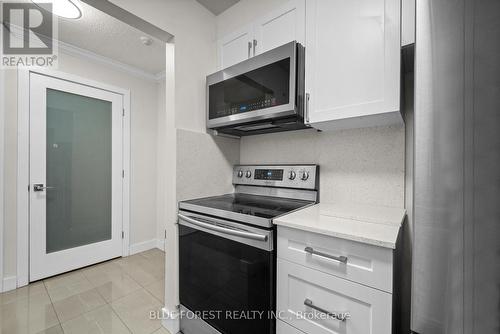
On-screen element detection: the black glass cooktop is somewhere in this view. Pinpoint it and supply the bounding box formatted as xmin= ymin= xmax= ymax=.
xmin=181 ymin=193 xmax=313 ymax=220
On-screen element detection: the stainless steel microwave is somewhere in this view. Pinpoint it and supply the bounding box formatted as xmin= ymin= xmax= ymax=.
xmin=206 ymin=41 xmax=308 ymax=137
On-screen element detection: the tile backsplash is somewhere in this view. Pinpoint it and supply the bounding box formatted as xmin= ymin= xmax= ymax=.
xmin=240 ymin=125 xmax=405 ymax=207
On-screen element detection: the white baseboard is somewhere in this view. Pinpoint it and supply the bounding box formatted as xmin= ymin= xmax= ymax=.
xmin=2 ymin=275 xmax=17 ymax=292
xmin=129 ymin=239 xmax=164 ymax=255
xmin=156 ymin=239 xmax=165 ymax=251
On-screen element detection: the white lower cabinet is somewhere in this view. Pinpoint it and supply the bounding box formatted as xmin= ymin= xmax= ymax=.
xmin=277 ymin=259 xmax=392 ymax=334
xmin=277 ymin=226 xmax=393 ymax=292
xmin=277 ymin=227 xmax=395 ymax=334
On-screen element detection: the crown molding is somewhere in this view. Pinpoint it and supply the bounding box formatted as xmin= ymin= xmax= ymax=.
xmin=58 ymin=40 xmax=163 ymax=83
xmin=4 ymin=22 xmax=165 ymax=83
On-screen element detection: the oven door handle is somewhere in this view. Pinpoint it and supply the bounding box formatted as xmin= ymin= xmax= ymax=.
xmin=178 ymin=214 xmax=268 ymax=242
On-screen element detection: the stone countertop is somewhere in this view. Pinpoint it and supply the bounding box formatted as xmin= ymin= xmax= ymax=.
xmin=274 ymin=202 xmax=406 ymax=249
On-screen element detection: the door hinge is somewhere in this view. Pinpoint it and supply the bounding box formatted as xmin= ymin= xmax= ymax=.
xmin=122 ymin=231 xmax=124 ymax=239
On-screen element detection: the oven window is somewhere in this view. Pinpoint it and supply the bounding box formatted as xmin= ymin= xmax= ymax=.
xmin=179 ymin=224 xmax=275 ymax=334
xmin=209 ymin=58 xmax=291 ymax=120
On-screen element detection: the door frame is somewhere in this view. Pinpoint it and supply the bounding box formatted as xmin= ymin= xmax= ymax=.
xmin=17 ymin=68 xmax=131 ymax=287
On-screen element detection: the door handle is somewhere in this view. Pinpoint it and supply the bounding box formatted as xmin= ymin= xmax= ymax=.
xmin=33 ymin=184 xmax=55 ymax=192
xmin=253 ymin=39 xmax=257 ymax=56
xmin=178 ymin=213 xmax=268 ymax=242
xmin=248 ymin=41 xmax=252 ymax=58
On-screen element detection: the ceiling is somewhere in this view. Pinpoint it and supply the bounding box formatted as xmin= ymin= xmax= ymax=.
xmin=57 ymin=1 xmax=165 ymax=75
xmin=195 ymin=0 xmax=240 ymax=15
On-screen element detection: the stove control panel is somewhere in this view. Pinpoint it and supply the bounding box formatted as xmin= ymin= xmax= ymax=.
xmin=233 ymin=165 xmax=318 ymax=190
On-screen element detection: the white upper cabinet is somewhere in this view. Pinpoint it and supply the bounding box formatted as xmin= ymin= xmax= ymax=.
xmin=217 ymin=24 xmax=254 ymax=69
xmin=305 ymin=0 xmax=402 ymax=131
xmin=253 ymin=0 xmax=305 ymax=55
xmin=217 ymin=0 xmax=305 ymax=70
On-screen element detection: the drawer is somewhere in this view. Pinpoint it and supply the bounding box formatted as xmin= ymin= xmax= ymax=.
xmin=277 ymin=320 xmax=305 ymax=334
xmin=277 ymin=259 xmax=392 ymax=334
xmin=277 ymin=226 xmax=393 ymax=292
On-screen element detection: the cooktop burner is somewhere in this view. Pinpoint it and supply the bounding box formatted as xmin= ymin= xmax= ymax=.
xmin=182 ymin=193 xmax=313 ymax=220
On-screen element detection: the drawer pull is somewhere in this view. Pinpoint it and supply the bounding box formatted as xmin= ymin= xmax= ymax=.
xmin=304 ymin=299 xmax=347 ymax=322
xmin=304 ymin=246 xmax=348 ymax=264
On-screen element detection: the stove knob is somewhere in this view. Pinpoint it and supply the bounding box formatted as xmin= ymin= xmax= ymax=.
xmin=288 ymin=171 xmax=296 ymax=180
xmin=237 ymin=170 xmax=244 ymax=178
xmin=301 ymin=171 xmax=310 ymax=181
xmin=245 ymin=170 xmax=252 ymax=178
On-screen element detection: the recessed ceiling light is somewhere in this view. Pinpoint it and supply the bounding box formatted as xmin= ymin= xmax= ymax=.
xmin=32 ymin=0 xmax=83 ymax=20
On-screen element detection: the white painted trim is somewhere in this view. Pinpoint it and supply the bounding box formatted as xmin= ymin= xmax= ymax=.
xmin=122 ymin=91 xmax=131 ymax=257
xmin=161 ymin=307 xmax=180 ymax=334
xmin=58 ymin=40 xmax=163 ymax=83
xmin=156 ymin=238 xmax=165 ymax=252
xmin=2 ymin=275 xmax=17 ymax=293
xmin=17 ymin=70 xmax=30 ymax=288
xmin=129 ymin=239 xmax=160 ymax=255
xmin=0 ymin=68 xmax=4 ymax=293
xmin=7 ymin=24 xmax=163 ymax=83
xmin=17 ymin=68 xmax=131 ymax=286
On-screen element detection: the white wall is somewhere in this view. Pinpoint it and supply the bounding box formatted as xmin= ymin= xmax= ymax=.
xmin=1 ymin=51 xmax=161 ymax=281
xmin=156 ymin=79 xmax=167 ymax=247
xmin=109 ymin=0 xmax=217 ymax=133
xmin=3 ymin=69 xmax=18 ymax=281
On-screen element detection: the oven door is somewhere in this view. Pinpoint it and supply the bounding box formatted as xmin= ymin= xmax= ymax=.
xmin=178 ymin=211 xmax=275 ymax=334
xmin=207 ymin=41 xmax=299 ymax=129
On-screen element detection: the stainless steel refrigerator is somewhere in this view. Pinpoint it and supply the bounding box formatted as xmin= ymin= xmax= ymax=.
xmin=411 ymin=0 xmax=500 ymax=333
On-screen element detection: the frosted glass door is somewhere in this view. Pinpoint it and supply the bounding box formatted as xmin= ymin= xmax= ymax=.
xmin=46 ymin=89 xmax=112 ymax=253
xmin=30 ymin=73 xmax=123 ymax=281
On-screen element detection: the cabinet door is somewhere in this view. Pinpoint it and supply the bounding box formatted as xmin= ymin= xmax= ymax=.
xmin=217 ymin=25 xmax=253 ymax=69
xmin=253 ymin=0 xmax=305 ymax=55
xmin=305 ymin=0 xmax=401 ymax=130
xmin=278 ymin=259 xmax=392 ymax=334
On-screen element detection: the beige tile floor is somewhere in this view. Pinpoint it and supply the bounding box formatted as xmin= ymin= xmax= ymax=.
xmin=0 ymin=249 xmax=170 ymax=334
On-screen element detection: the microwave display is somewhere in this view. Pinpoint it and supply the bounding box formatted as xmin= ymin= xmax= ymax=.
xmin=208 ymin=58 xmax=291 ymax=120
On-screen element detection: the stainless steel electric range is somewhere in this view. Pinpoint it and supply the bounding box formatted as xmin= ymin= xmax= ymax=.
xmin=178 ymin=164 xmax=319 ymax=334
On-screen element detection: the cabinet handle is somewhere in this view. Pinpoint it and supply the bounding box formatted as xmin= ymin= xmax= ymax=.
xmin=248 ymin=41 xmax=252 ymax=58
xmin=305 ymin=93 xmax=310 ymax=123
xmin=304 ymin=246 xmax=348 ymax=263
xmin=304 ymin=299 xmax=348 ymax=322
xmin=253 ymin=39 xmax=257 ymax=56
